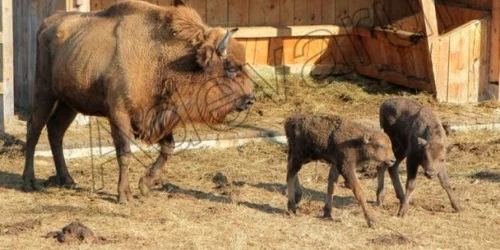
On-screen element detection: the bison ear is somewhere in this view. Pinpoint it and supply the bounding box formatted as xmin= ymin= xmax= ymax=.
xmin=417 ymin=137 xmax=428 ymax=148
xmin=197 ymin=45 xmax=216 ymax=71
xmin=363 ymin=134 xmax=372 ymax=144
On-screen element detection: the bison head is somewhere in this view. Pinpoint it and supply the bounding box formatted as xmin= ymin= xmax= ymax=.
xmin=195 ymin=27 xmax=254 ymax=121
xmin=416 ymin=137 xmax=446 ymax=179
xmin=171 ymin=7 xmax=254 ymax=123
xmin=362 ymin=132 xmax=396 ymax=167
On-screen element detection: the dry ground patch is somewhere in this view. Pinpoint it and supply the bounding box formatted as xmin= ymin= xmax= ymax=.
xmin=1 ymin=129 xmax=500 ymax=249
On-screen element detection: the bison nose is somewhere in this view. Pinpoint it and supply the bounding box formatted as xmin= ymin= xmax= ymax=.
xmin=236 ymin=94 xmax=255 ymax=111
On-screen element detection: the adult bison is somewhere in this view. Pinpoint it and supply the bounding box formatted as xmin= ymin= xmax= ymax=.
xmin=22 ymin=1 xmax=255 ymax=203
xmin=378 ymin=98 xmax=460 ymax=216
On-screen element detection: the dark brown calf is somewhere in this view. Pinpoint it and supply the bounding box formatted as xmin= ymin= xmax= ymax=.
xmin=378 ymin=98 xmax=461 ymax=216
xmin=284 ymin=114 xmax=396 ymax=228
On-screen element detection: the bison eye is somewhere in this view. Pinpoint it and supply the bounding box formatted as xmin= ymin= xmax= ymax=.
xmin=377 ymin=144 xmax=384 ymax=149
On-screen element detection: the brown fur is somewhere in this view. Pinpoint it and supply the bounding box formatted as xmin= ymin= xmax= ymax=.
xmin=378 ymin=98 xmax=461 ymax=216
xmin=22 ymin=1 xmax=254 ymax=203
xmin=284 ymin=114 xmax=396 ymax=228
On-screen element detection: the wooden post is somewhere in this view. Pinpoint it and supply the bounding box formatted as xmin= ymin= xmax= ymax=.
xmin=1 ymin=0 xmax=14 ymax=131
xmin=490 ymin=0 xmax=500 ymax=83
xmin=419 ymin=0 xmax=448 ymax=101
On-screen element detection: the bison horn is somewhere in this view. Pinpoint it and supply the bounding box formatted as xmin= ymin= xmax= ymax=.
xmin=174 ymin=0 xmax=185 ymax=6
xmin=216 ymin=28 xmax=239 ymax=57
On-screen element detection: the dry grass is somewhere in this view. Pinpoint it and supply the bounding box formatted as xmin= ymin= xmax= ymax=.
xmin=1 ymin=129 xmax=500 ymax=249
xmin=6 ymin=75 xmax=500 ymax=148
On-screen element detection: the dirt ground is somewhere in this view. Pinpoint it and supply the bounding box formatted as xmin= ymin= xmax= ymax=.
xmin=1 ymin=76 xmax=500 ymax=249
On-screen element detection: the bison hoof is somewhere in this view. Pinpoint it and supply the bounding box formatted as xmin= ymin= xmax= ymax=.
xmin=139 ymin=176 xmax=152 ymax=196
xmin=323 ymin=212 xmax=332 ymax=219
xmin=44 ymin=175 xmax=75 ymax=188
xmin=22 ymin=179 xmax=39 ymax=192
xmin=287 ymin=201 xmax=298 ymax=215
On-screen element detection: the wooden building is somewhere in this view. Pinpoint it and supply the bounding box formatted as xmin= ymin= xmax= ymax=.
xmin=5 ymin=0 xmax=500 ymax=130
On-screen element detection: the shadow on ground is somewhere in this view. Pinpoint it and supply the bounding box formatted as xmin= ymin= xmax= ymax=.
xmin=156 ymin=183 xmax=287 ymax=214
xmin=249 ymin=182 xmax=355 ymax=208
xmin=470 ymin=171 xmax=500 ymax=182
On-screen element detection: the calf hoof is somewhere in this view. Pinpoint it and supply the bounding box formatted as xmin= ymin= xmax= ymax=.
xmin=452 ymin=203 xmax=462 ymax=213
xmin=397 ymin=205 xmax=409 ymax=217
xmin=367 ymin=219 xmax=376 ymax=228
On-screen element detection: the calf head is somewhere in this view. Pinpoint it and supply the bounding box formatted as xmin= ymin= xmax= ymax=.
xmin=416 ymin=137 xmax=446 ymax=179
xmin=362 ymin=132 xmax=396 ymax=166
xmin=196 ymin=27 xmax=255 ymax=114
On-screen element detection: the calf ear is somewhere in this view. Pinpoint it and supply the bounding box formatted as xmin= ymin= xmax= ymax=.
xmin=417 ymin=137 xmax=428 ymax=148
xmin=363 ymin=134 xmax=372 ymax=144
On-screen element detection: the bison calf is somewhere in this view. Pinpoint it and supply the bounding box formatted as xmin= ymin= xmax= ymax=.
xmin=284 ymin=114 xmax=396 ymax=228
xmin=378 ymin=98 xmax=461 ymax=216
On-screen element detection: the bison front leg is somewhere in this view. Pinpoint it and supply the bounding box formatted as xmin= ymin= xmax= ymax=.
xmin=110 ymin=115 xmax=133 ymax=204
xmin=139 ymin=134 xmax=175 ymax=196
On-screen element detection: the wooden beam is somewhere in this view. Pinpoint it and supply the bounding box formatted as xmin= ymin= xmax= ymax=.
xmin=419 ymin=0 xmax=442 ymax=100
xmin=1 ymin=0 xmax=14 ymax=131
xmin=231 ymin=25 xmax=353 ymax=38
xmin=490 ymin=0 xmax=500 ymax=83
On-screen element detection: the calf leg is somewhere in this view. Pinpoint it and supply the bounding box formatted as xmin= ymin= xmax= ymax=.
xmin=286 ymin=158 xmax=303 ymax=214
xmin=376 ymin=165 xmax=387 ymax=206
xmin=343 ymin=168 xmax=375 ymax=228
xmin=139 ymin=133 xmax=175 ymax=196
xmin=437 ymin=169 xmax=461 ymax=212
xmin=23 ymin=90 xmax=57 ymax=192
xmin=323 ymin=166 xmax=339 ymax=218
xmin=109 ymin=113 xmax=133 ymax=204
xmin=397 ymin=160 xmax=418 ymax=217
xmin=45 ymin=102 xmax=78 ymax=187
xmin=388 ymin=162 xmax=405 ymax=202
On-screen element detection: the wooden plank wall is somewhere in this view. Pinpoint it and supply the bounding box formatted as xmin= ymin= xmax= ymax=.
xmin=432 ymin=18 xmax=490 ymax=102
xmin=13 ymin=0 xmax=61 ymax=113
xmin=91 ymin=0 xmax=374 ymax=27
xmin=1 ymin=0 xmax=14 ymax=131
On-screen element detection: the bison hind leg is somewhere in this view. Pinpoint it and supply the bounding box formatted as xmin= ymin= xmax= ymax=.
xmin=23 ymin=90 xmax=58 ymax=192
xmin=45 ymin=102 xmax=78 ymax=188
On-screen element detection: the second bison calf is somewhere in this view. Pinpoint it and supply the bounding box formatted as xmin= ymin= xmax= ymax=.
xmin=284 ymin=114 xmax=396 ymax=227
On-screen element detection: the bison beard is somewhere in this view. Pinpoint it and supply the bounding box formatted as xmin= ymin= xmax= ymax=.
xmin=22 ymin=1 xmax=254 ymax=203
